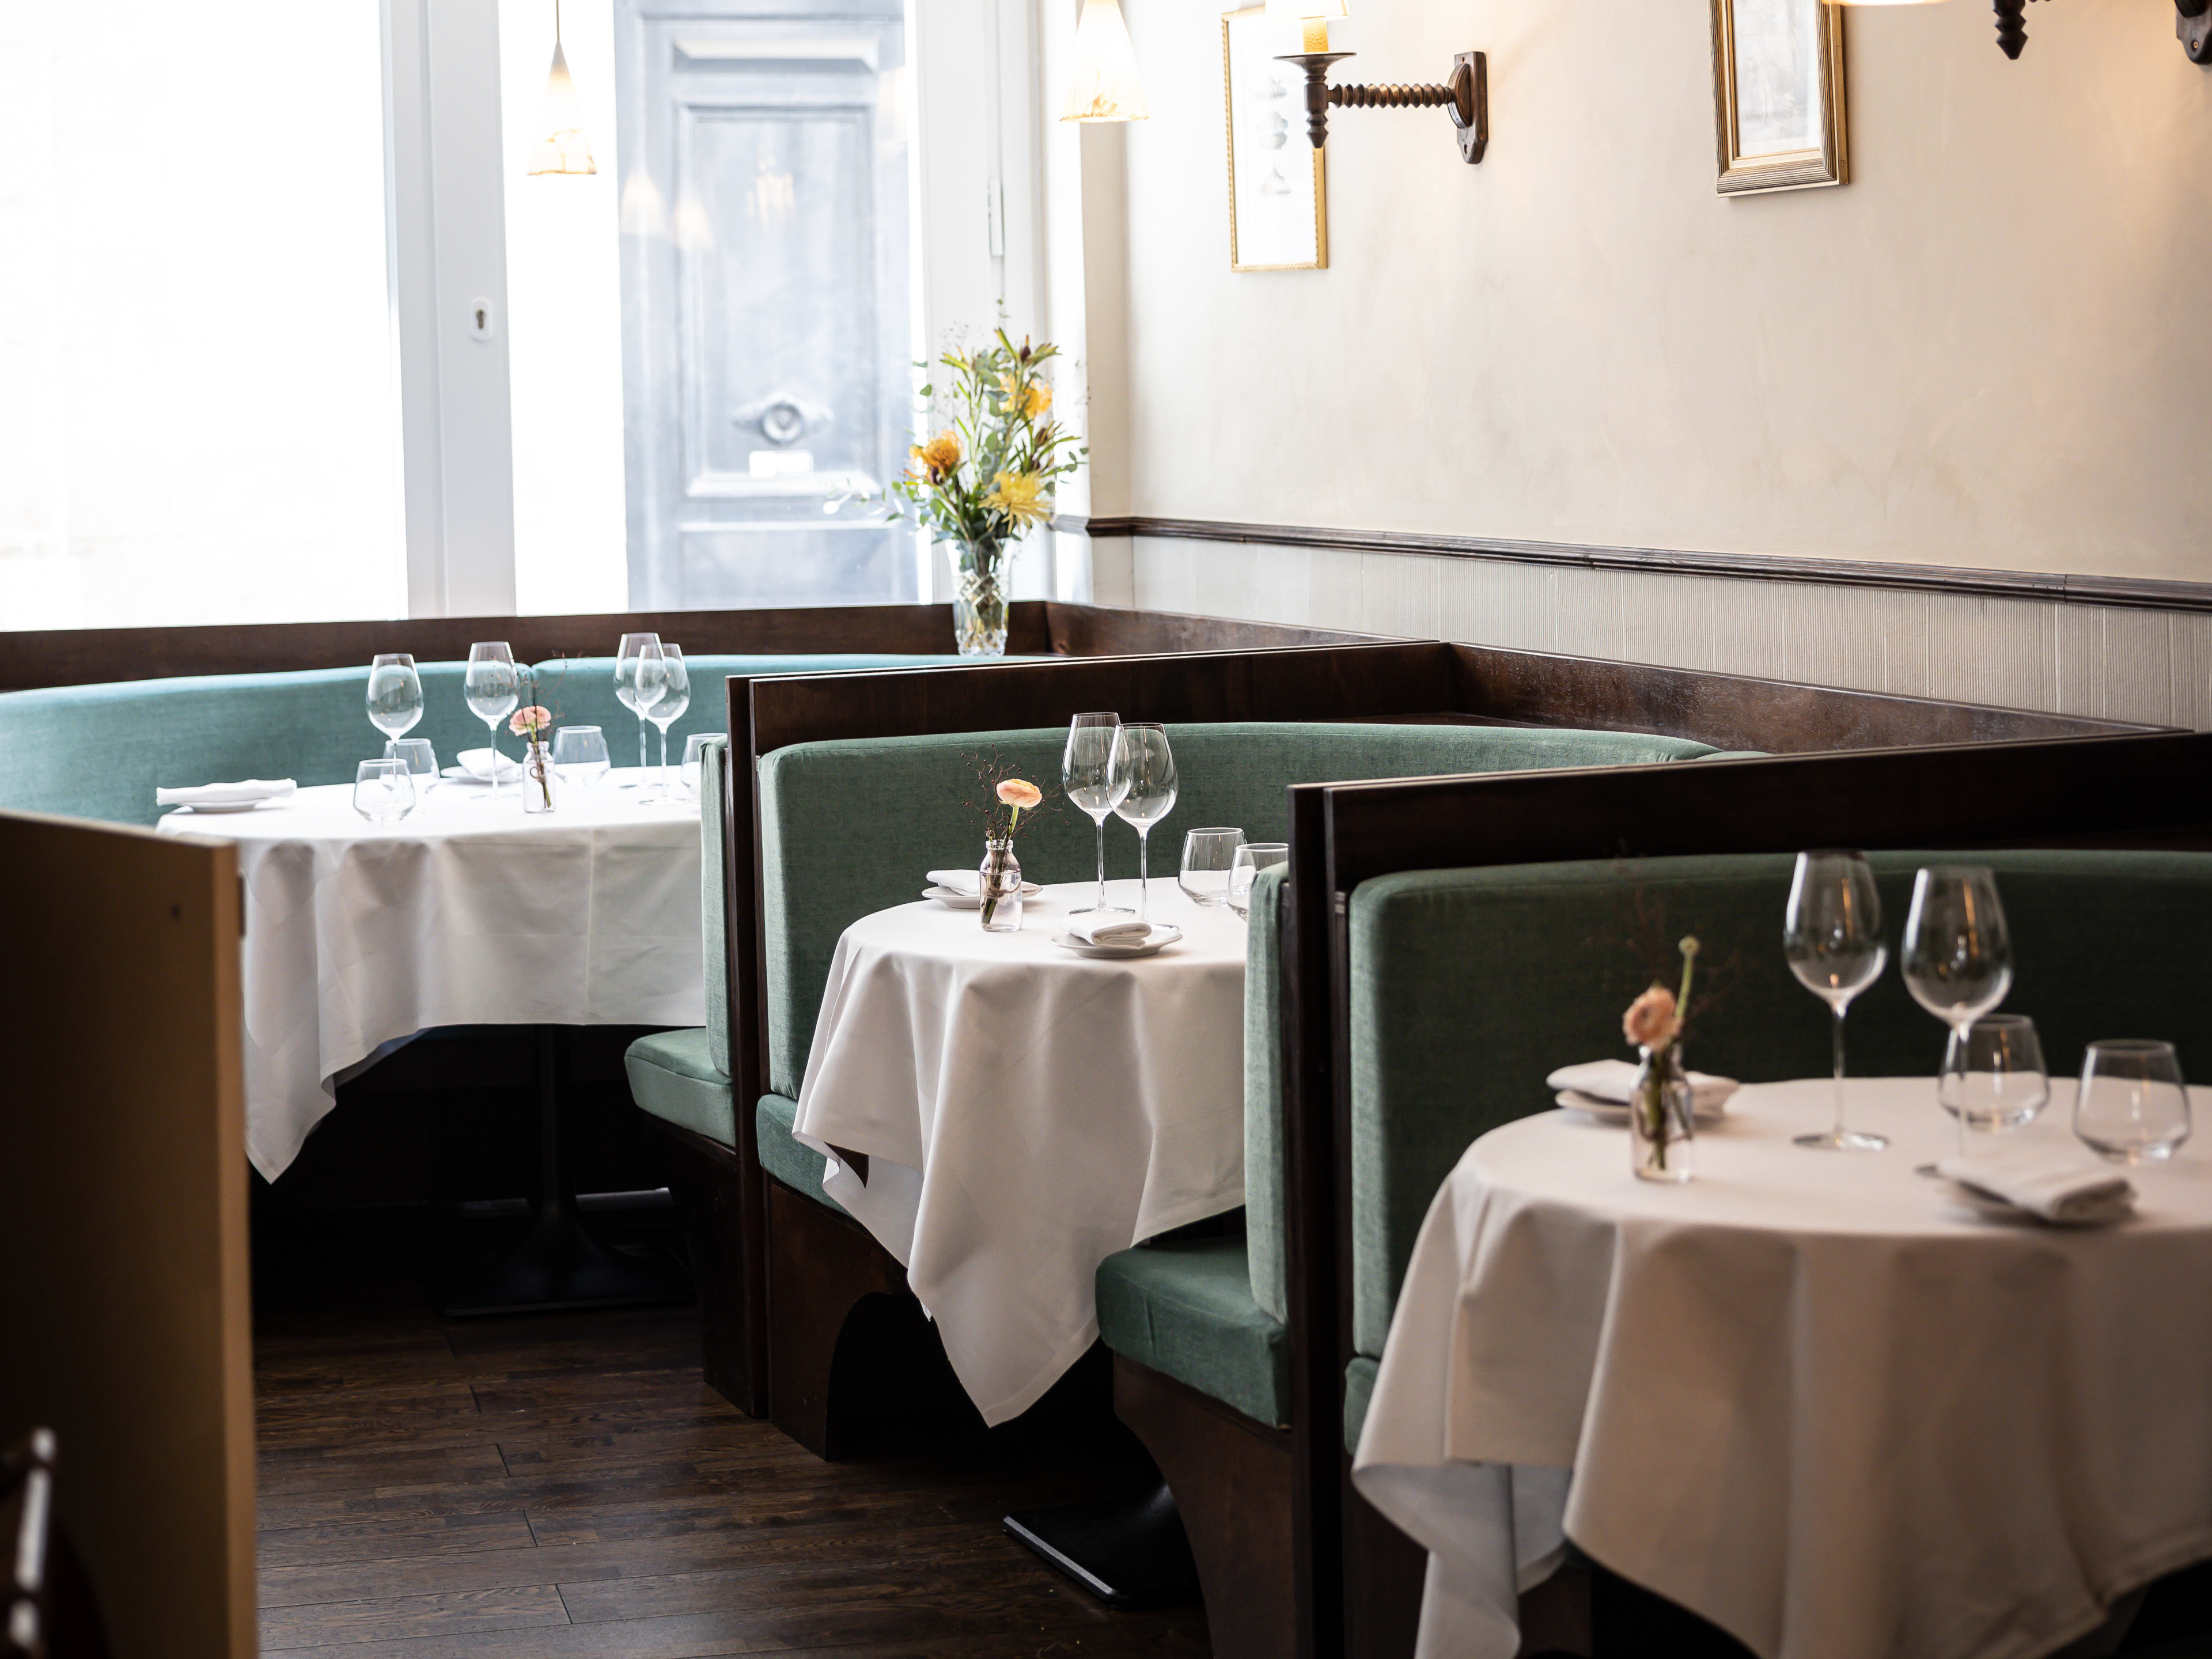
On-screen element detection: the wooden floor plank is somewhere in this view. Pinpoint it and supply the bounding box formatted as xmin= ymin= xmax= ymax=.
xmin=258 ymin=1585 xmax=571 ymax=1651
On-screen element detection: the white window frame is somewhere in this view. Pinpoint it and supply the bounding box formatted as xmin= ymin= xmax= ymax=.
xmin=381 ymin=0 xmax=1045 ymax=619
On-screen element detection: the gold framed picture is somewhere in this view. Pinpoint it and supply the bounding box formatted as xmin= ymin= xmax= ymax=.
xmin=1710 ymin=0 xmax=1848 ymax=195
xmin=1222 ymin=6 xmax=1327 ymax=271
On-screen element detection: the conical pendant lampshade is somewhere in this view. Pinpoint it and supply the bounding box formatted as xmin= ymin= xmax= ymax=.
xmin=528 ymin=17 xmax=597 ymax=176
xmin=1060 ymin=0 xmax=1148 ymax=123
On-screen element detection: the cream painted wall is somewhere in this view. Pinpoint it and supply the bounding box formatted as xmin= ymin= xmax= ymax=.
xmin=1109 ymin=0 xmax=2212 ymax=584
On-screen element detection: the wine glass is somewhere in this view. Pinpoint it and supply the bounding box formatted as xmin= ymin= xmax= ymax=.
xmin=366 ymin=653 xmax=423 ymax=746
xmin=463 ymin=643 xmax=521 ymax=804
xmin=1227 ymin=842 xmax=1289 ymax=919
xmin=1938 ymin=1014 xmax=2050 ymax=1153
xmin=550 ymin=726 xmax=611 ymax=791
xmin=646 ymin=644 xmax=691 ymax=796
xmin=2075 ymin=1040 xmax=2192 ymax=1164
xmin=1783 ymin=850 xmax=1890 ymax=1152
xmin=614 ymin=632 xmax=665 ymax=775
xmin=1180 ymin=828 xmax=1245 ymax=906
xmin=1063 ymin=712 xmax=1130 ymax=915
xmin=352 ymin=758 xmax=416 ymax=825
xmin=1902 ymin=866 xmax=2014 ymax=1126
xmin=1109 ymin=723 xmax=1178 ymax=926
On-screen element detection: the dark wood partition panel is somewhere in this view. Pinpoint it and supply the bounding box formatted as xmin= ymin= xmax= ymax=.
xmin=1298 ymin=731 xmax=2212 ymax=1659
xmin=0 ymin=811 xmax=255 ymax=1658
xmin=0 ymin=601 xmax=1370 ymax=692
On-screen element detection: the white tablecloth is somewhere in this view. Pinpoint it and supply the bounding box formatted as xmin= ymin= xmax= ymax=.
xmin=793 ymin=877 xmax=1247 ymax=1424
xmin=157 ymin=771 xmax=702 ymax=1180
xmin=1353 ymin=1077 xmax=2212 ymax=1659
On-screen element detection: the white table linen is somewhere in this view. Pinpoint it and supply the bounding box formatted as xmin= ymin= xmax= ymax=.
xmin=793 ymin=877 xmax=1247 ymax=1425
xmin=1354 ymin=1077 xmax=2212 ymax=1659
xmin=158 ymin=770 xmax=702 ymax=1180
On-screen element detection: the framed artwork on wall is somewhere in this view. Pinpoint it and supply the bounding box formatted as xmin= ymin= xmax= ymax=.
xmin=1710 ymin=0 xmax=1848 ymax=194
xmin=1222 ymin=5 xmax=1327 ymax=270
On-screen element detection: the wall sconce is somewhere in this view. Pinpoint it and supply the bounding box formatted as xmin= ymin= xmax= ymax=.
xmin=1060 ymin=0 xmax=1149 ymax=123
xmin=1824 ymin=0 xmax=2211 ymax=65
xmin=1267 ymin=0 xmax=1488 ymax=164
xmin=527 ymin=0 xmax=597 ymax=175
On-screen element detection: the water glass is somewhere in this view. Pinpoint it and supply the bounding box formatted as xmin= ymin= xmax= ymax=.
xmin=613 ymin=632 xmax=666 ymax=777
xmin=681 ymin=732 xmax=724 ymax=801
xmin=1180 ymin=828 xmax=1245 ymax=906
xmin=353 ymin=759 xmax=416 ymax=824
xmin=1228 ymin=842 xmax=1289 ymax=919
xmin=1063 ymin=712 xmax=1128 ymax=914
xmin=2075 ymin=1039 xmax=2192 ymax=1164
xmin=1938 ymin=1014 xmax=2050 ymax=1145
xmin=463 ymin=642 xmax=521 ymax=802
xmin=366 ymin=653 xmax=423 ymax=743
xmin=1109 ymin=723 xmax=1179 ymax=924
xmin=551 ymin=726 xmax=611 ymax=790
xmin=384 ymin=738 xmax=437 ymax=781
xmin=1783 ymin=850 xmax=1889 ymax=1152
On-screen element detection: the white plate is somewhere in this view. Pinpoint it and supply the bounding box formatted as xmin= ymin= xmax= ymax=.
xmin=925 ymin=883 xmax=1042 ymax=910
xmin=440 ymin=767 xmax=521 ymax=786
xmin=1556 ymin=1088 xmax=1729 ymax=1126
xmin=1052 ymin=923 xmax=1183 ymax=959
xmin=177 ymin=798 xmax=271 ymax=815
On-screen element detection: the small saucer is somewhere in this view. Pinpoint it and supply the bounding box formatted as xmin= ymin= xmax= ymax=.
xmin=1052 ymin=923 xmax=1183 ymax=959
xmin=926 ymin=882 xmax=1043 ymax=910
xmin=1555 ymin=1089 xmax=1729 ymax=1126
xmin=179 ymin=800 xmax=270 ymax=815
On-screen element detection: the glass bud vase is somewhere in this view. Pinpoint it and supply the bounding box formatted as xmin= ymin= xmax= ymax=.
xmin=979 ymin=839 xmax=1022 ymax=933
xmin=952 ymin=539 xmax=1009 ymax=659
xmin=521 ymin=741 xmax=558 ymax=814
xmin=1630 ymin=1043 xmax=1695 ymax=1183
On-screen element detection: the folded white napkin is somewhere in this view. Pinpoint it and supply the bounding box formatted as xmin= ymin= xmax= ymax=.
xmin=1067 ymin=912 xmax=1152 ymax=945
xmin=929 ymin=868 xmax=981 ymax=895
xmin=1546 ymin=1059 xmax=1740 ymax=1113
xmin=155 ymin=779 xmax=296 ymax=808
xmin=446 ymin=748 xmax=525 ymax=782
xmin=1937 ymin=1143 xmax=2137 ymax=1225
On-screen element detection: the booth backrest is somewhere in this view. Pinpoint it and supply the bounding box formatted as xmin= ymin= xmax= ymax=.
xmin=0 ymin=653 xmax=956 ymax=826
xmin=700 ymin=737 xmax=736 ymax=1078
xmin=1344 ymin=848 xmax=2212 ymax=1357
xmin=756 ymin=721 xmax=1722 ymax=1100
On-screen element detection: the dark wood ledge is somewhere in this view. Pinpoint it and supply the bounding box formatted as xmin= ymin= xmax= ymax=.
xmin=1066 ymin=515 xmax=2212 ymax=615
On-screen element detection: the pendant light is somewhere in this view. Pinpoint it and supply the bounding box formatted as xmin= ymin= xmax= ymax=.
xmin=1060 ymin=0 xmax=1149 ymax=123
xmin=528 ymin=0 xmax=598 ymax=176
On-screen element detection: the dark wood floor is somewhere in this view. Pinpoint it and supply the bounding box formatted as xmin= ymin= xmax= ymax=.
xmin=252 ymin=1218 xmax=1211 ymax=1657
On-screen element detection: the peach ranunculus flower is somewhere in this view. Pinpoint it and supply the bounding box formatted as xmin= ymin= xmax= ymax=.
xmin=997 ymin=778 xmax=1043 ymax=811
xmin=509 ymin=706 xmax=554 ymax=739
xmin=1622 ymin=984 xmax=1679 ymax=1051
xmin=910 ymin=430 xmax=962 ymax=482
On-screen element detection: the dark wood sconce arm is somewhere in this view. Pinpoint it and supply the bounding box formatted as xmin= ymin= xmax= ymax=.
xmin=1279 ymin=49 xmax=1488 ymax=164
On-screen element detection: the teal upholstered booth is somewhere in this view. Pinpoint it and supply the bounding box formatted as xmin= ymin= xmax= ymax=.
xmin=0 ymin=653 xmax=956 ymax=827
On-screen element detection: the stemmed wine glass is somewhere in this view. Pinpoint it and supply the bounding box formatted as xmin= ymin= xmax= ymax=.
xmin=1063 ymin=713 xmax=1129 ymax=914
xmin=366 ymin=653 xmax=423 ymax=751
xmin=613 ymin=634 xmax=666 ymax=794
xmin=463 ymin=643 xmax=521 ymax=804
xmin=1109 ymin=723 xmax=1178 ymax=926
xmin=1902 ymin=866 xmax=2014 ymax=1125
xmin=614 ymin=632 xmax=666 ymax=778
xmin=1783 ymin=850 xmax=1891 ymax=1151
xmin=646 ymin=644 xmax=691 ymax=797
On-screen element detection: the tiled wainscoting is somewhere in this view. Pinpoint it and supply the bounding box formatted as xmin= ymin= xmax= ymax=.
xmin=1089 ymin=533 xmax=2212 ymax=732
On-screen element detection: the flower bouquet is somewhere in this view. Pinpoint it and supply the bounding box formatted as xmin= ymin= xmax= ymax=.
xmin=1623 ymin=934 xmax=1700 ymax=1181
xmin=891 ymin=331 xmax=1084 ymax=658
xmin=512 ymin=702 xmax=557 ymax=813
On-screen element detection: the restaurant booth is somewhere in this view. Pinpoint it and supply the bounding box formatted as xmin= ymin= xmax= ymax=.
xmin=5 ymin=600 xmax=2207 ymax=1659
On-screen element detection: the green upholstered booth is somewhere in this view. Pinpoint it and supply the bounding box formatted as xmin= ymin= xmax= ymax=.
xmin=0 ymin=654 xmax=957 ymax=827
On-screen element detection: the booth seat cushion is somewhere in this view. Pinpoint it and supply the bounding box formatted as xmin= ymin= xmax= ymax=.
xmin=624 ymin=1028 xmax=736 ymax=1147
xmin=1346 ymin=847 xmax=2212 ymax=1358
xmin=1344 ymin=1356 xmax=1380 ymax=1455
xmin=758 ymin=721 xmax=1722 ymax=1099
xmin=1096 ymin=1234 xmax=1289 ymax=1429
xmin=756 ymin=1093 xmax=846 ymax=1215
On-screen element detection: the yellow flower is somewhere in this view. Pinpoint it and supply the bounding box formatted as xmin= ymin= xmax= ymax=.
xmin=984 ymin=470 xmax=1049 ymax=528
xmin=910 ymin=430 xmax=961 ymax=482
xmin=999 ymin=373 xmax=1052 ymax=421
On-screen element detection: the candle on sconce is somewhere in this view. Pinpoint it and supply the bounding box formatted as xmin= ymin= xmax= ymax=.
xmin=1266 ymin=0 xmax=1350 ymax=55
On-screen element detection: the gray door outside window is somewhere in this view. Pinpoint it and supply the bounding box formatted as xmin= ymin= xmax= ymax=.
xmin=615 ymin=0 xmax=912 ymax=609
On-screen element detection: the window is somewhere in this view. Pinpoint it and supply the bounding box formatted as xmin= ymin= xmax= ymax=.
xmin=0 ymin=3 xmax=405 ymax=630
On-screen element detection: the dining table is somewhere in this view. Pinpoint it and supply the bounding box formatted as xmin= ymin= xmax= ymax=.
xmin=1353 ymin=1075 xmax=2212 ymax=1659
xmin=792 ymin=876 xmax=1249 ymax=1425
xmin=157 ymin=767 xmax=703 ymax=1181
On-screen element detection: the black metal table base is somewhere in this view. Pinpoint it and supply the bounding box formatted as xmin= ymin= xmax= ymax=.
xmin=440 ymin=1028 xmax=692 ymax=1317
xmin=1003 ymin=1480 xmax=1201 ymax=1609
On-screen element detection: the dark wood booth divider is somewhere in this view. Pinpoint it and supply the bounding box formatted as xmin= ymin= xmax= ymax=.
xmin=684 ymin=639 xmax=2150 ymax=1659
xmin=1297 ymin=730 xmax=2212 ymax=1659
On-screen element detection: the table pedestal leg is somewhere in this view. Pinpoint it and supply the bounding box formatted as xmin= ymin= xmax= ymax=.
xmin=441 ymin=1028 xmax=694 ymax=1317
xmin=1002 ymin=1480 xmax=1201 ymax=1608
